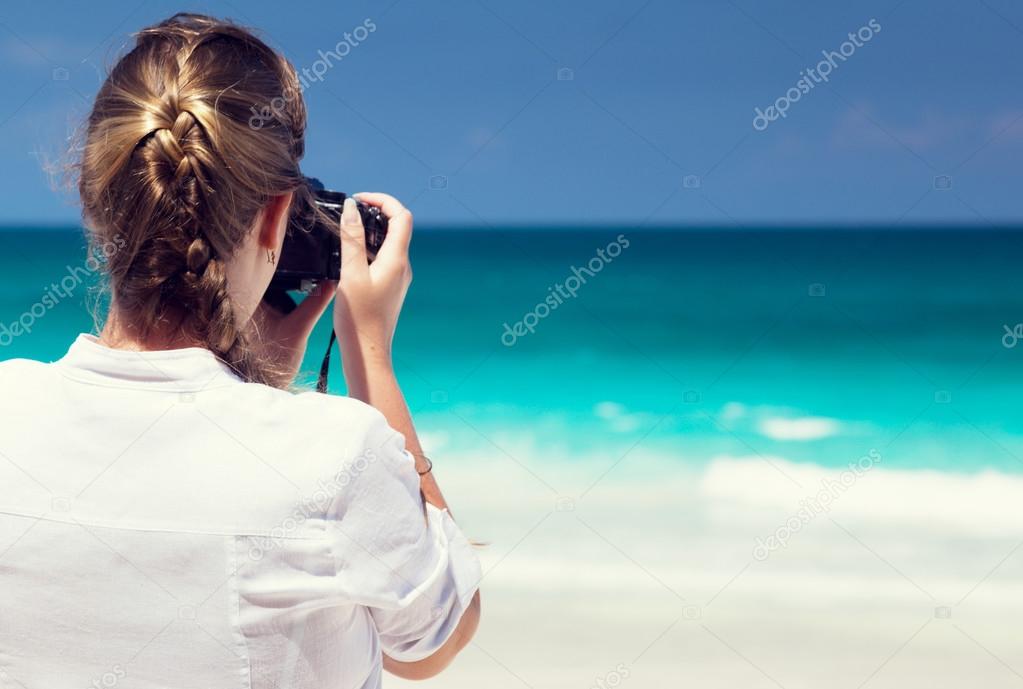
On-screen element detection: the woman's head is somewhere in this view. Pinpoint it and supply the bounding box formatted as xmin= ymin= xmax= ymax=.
xmin=79 ymin=13 xmax=309 ymax=386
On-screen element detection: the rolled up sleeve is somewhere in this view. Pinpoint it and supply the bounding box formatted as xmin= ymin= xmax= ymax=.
xmin=325 ymin=413 xmax=481 ymax=662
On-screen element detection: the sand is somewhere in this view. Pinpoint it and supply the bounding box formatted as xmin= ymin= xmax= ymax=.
xmin=387 ymin=448 xmax=1023 ymax=688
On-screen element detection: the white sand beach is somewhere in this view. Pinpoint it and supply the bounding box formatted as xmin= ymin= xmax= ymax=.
xmin=388 ymin=447 xmax=1023 ymax=688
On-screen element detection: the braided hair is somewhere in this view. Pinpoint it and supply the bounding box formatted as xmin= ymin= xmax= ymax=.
xmin=78 ymin=13 xmax=315 ymax=387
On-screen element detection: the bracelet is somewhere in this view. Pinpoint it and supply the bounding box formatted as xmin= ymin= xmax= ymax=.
xmin=412 ymin=452 xmax=433 ymax=476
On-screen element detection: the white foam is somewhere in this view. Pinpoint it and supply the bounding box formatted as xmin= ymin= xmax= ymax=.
xmin=756 ymin=415 xmax=843 ymax=440
xmin=700 ymin=454 xmax=1023 ymax=535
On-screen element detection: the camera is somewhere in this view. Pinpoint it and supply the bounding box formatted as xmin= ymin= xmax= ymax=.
xmin=264 ymin=177 xmax=387 ymax=313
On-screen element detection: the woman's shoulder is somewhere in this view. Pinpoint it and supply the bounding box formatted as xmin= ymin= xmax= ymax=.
xmin=0 ymin=357 xmax=50 ymax=373
xmin=226 ymin=383 xmax=410 ymax=520
xmin=237 ymin=381 xmax=387 ymax=433
xmin=0 ymin=357 xmax=54 ymax=386
xmin=0 ymin=358 xmax=55 ymax=413
xmin=225 ymin=381 xmax=401 ymax=470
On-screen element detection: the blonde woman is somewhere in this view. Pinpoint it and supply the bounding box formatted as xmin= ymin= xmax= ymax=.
xmin=0 ymin=13 xmax=480 ymax=689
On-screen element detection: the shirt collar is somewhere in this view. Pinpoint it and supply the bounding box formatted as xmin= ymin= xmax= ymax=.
xmin=57 ymin=334 xmax=243 ymax=391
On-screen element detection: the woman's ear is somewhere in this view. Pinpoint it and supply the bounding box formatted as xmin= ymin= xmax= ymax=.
xmin=257 ymin=192 xmax=294 ymax=251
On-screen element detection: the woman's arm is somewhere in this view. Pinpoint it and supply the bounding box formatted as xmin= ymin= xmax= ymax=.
xmin=344 ymin=351 xmax=481 ymax=680
xmin=343 ymin=355 xmax=448 ymax=511
xmin=381 ymin=590 xmax=481 ymax=680
xmin=334 ymin=192 xmax=481 ymax=678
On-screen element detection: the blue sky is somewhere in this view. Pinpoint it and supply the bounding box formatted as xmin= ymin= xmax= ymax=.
xmin=0 ymin=0 xmax=1021 ymax=226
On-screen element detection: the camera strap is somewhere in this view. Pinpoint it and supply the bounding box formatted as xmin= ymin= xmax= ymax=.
xmin=316 ymin=328 xmax=336 ymax=393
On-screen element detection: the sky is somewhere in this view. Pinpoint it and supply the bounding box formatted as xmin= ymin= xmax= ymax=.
xmin=0 ymin=0 xmax=1021 ymax=227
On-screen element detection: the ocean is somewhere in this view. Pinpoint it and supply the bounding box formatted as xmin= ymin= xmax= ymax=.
xmin=3 ymin=226 xmax=1023 ymax=688
xmin=5 ymin=227 xmax=1020 ymax=473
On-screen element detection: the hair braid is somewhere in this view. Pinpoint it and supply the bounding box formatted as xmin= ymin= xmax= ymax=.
xmin=78 ymin=13 xmax=309 ymax=387
xmin=131 ymin=74 xmax=241 ymax=361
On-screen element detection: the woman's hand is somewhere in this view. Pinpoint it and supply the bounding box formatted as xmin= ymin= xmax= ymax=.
xmin=253 ymin=283 xmax=336 ymax=383
xmin=333 ymin=192 xmax=413 ymax=370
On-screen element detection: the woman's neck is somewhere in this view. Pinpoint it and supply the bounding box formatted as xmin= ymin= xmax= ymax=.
xmin=99 ymin=308 xmax=206 ymax=352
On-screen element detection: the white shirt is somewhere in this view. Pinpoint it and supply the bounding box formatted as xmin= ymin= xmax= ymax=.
xmin=0 ymin=334 xmax=481 ymax=689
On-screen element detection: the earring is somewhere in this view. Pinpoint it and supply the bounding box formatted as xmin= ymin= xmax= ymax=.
xmin=267 ymin=248 xmax=276 ymax=265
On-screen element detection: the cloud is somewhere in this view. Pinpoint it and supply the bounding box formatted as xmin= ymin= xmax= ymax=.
xmin=831 ymin=104 xmax=968 ymax=151
xmin=757 ymin=416 xmax=842 ymax=441
xmin=718 ymin=402 xmax=747 ymax=426
xmin=593 ymin=401 xmax=647 ymax=433
xmin=710 ymin=402 xmax=849 ymax=441
xmin=986 ymin=110 xmax=1023 ymax=142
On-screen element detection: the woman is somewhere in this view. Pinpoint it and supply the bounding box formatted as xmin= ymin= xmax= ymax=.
xmin=0 ymin=13 xmax=480 ymax=689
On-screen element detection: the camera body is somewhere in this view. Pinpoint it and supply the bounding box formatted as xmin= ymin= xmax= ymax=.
xmin=264 ymin=177 xmax=387 ymax=313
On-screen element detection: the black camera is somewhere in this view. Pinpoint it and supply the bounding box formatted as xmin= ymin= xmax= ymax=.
xmin=264 ymin=177 xmax=387 ymax=313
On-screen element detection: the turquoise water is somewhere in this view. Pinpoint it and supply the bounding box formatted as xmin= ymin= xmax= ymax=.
xmin=2 ymin=227 xmax=1021 ymax=474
